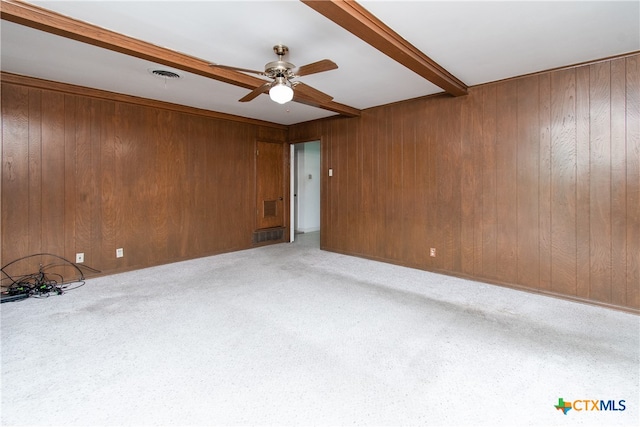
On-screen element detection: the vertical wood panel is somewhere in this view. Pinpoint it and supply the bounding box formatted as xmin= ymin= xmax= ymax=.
xmin=360 ymin=112 xmax=376 ymax=257
xmin=326 ymin=120 xmax=339 ymax=250
xmin=481 ymin=85 xmax=498 ymax=279
xmin=385 ymin=107 xmax=404 ymax=261
xmin=116 ymin=103 xmax=144 ymax=268
xmin=320 ymin=122 xmax=331 ymax=249
xmin=460 ymin=91 xmax=482 ymax=275
xmin=575 ymin=66 xmax=591 ymax=299
xmin=162 ymin=109 xmax=186 ymax=261
xmin=41 ymin=90 xmax=66 ymax=258
xmin=27 ymin=88 xmax=42 ymax=256
xmin=375 ymin=111 xmax=386 ymax=259
xmin=346 ymin=118 xmax=360 ymax=254
xmin=538 ymin=73 xmax=553 ymax=291
xmin=63 ymin=95 xmax=77 ymax=267
xmin=495 ymin=81 xmax=518 ymax=282
xmin=74 ymin=96 xmax=92 ymax=263
xmin=217 ymin=121 xmax=232 ymax=247
xmin=516 ymin=76 xmax=541 ymax=289
xmin=215 ymin=121 xmax=253 ymax=249
xmin=144 ymin=109 xmax=167 ymax=263
xmin=175 ymin=111 xmax=192 ymax=257
xmin=401 ymin=103 xmax=421 ymax=267
xmin=159 ymin=109 xmax=175 ymax=261
xmin=627 ymin=56 xmax=640 ymax=309
xmin=471 ymin=94 xmax=485 ymax=277
xmin=89 ymin=99 xmax=104 ymax=266
xmin=414 ymin=103 xmax=432 ymax=269
xmin=435 ymin=100 xmax=447 ymax=269
xmin=610 ymin=58 xmax=628 ymax=307
xmin=99 ymin=100 xmax=116 ymax=271
xmin=550 ymin=69 xmax=577 ymax=296
xmin=589 ymin=61 xmax=613 ymax=303
xmin=1 ymin=84 xmax=30 ymax=265
xmin=200 ymin=117 xmax=217 ymax=254
xmin=440 ymin=99 xmax=462 ymax=271
xmin=377 ymin=108 xmax=389 ymax=259
xmin=236 ymin=123 xmax=255 ymax=247
xmin=336 ymin=119 xmax=350 ymax=252
xmin=185 ymin=115 xmax=206 ymax=255
xmin=429 ymin=102 xmax=440 ymax=269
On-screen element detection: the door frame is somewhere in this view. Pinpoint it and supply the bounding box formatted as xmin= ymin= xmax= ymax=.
xmin=289 ymin=138 xmax=322 ymax=243
xmin=290 ymin=144 xmax=295 ymax=242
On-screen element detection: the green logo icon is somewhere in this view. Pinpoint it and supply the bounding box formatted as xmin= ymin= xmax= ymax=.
xmin=555 ymin=398 xmax=572 ymax=415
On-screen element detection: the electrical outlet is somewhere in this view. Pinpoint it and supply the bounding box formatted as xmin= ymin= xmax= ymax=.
xmin=75 ymin=253 xmax=84 ymax=263
xmin=430 ymin=248 xmax=436 ymax=257
xmin=116 ymin=248 xmax=124 ymax=258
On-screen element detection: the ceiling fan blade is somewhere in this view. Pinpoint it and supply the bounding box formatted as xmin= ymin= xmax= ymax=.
xmin=239 ymin=82 xmax=272 ymax=102
xmin=209 ymin=63 xmax=266 ymax=76
xmin=295 ymin=59 xmax=338 ymax=77
xmin=293 ymin=82 xmax=333 ymax=103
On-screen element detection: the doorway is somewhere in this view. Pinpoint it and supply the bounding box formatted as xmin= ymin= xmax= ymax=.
xmin=290 ymin=141 xmax=320 ymax=243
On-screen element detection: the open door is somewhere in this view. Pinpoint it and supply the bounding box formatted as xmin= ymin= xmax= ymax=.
xmin=256 ymin=140 xmax=285 ymax=231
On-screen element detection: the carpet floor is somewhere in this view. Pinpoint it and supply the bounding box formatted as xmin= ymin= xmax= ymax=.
xmin=1 ymin=232 xmax=638 ymax=426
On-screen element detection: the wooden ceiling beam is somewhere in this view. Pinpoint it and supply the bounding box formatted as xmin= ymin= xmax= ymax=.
xmin=301 ymin=0 xmax=468 ymax=97
xmin=0 ymin=0 xmax=360 ymax=117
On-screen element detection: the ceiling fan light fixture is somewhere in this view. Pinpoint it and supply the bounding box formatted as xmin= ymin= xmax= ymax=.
xmin=269 ymin=78 xmax=294 ymax=104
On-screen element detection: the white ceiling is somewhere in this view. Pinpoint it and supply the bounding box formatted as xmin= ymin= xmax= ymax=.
xmin=2 ymin=1 xmax=639 ymax=125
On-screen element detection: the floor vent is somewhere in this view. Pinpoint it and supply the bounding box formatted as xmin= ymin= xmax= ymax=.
xmin=253 ymin=227 xmax=284 ymax=244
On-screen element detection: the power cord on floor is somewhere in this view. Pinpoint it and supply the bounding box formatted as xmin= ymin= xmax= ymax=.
xmin=1 ymin=253 xmax=101 ymax=302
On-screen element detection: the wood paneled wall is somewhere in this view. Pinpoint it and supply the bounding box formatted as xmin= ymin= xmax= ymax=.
xmin=1 ymin=76 xmax=286 ymax=276
xmin=2 ymin=53 xmax=638 ymax=311
xmin=290 ymin=53 xmax=640 ymax=312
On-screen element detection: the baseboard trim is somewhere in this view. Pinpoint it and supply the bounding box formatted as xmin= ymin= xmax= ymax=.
xmin=320 ymin=245 xmax=640 ymax=315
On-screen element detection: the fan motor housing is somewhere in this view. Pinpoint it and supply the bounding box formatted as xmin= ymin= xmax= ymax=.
xmin=265 ymin=60 xmax=295 ymax=78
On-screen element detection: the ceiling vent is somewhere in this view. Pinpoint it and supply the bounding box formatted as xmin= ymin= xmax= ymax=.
xmin=149 ymin=69 xmax=182 ymax=79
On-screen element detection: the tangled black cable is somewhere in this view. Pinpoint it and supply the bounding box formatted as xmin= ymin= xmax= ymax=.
xmin=6 ymin=267 xmax=64 ymax=297
xmin=1 ymin=253 xmax=101 ymax=302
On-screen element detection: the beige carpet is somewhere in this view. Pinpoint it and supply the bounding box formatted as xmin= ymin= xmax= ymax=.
xmin=2 ymin=232 xmax=638 ymax=426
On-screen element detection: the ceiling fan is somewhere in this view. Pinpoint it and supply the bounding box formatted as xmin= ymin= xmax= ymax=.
xmin=210 ymin=44 xmax=337 ymax=105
